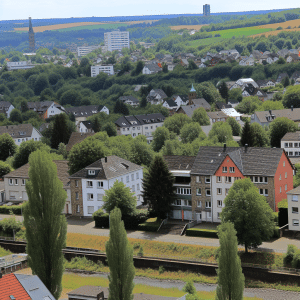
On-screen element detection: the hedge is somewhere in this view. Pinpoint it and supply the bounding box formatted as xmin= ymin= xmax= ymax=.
xmin=0 ymin=205 xmax=24 ymax=215
xmin=186 ymin=228 xmax=218 ymax=238
xmin=273 ymin=226 xmax=280 ymax=239
xmin=137 ymin=221 xmax=160 ymax=232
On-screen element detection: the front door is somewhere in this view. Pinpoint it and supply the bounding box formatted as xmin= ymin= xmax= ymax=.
xmin=66 ymin=204 xmax=69 ymax=214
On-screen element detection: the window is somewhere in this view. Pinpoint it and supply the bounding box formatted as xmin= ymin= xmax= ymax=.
xmin=289 ymin=143 xmax=293 ymax=148
xmin=293 ymin=219 xmax=299 ymax=226
xmin=295 ymin=143 xmax=299 ymax=147
xmin=217 ymin=200 xmax=222 ymax=207
xmin=196 ymin=188 xmax=201 ymax=195
xmin=21 ymin=179 xmax=26 ymax=185
xmin=229 ymin=167 xmax=235 ymax=173
xmin=136 ymin=183 xmax=140 ymax=190
xmin=88 ymin=170 xmax=95 ymax=175
xmin=137 ymin=126 xmax=140 ymax=130
xmin=206 ymin=189 xmax=211 ymax=196
xmin=207 ymin=211 xmax=212 ymax=218
xmin=292 ymin=195 xmax=298 ymax=202
xmin=292 ymin=207 xmax=299 ymax=214
xmin=75 ymin=192 xmax=79 ymax=200
xmin=259 ymin=189 xmax=263 ymax=195
xmin=289 ymin=152 xmax=293 ymax=156
xmin=126 ymin=176 xmax=129 ymax=183
xmin=87 ymin=206 xmax=94 ymax=214
xmin=176 ymin=200 xmax=182 ymax=206
xmin=205 ymin=201 xmax=211 ymax=208
xmin=284 ymin=143 xmax=288 ymax=147
xmin=75 ymin=180 xmax=79 ymax=187
xmin=15 ymin=179 xmax=18 ymax=185
xmin=217 ymin=212 xmax=221 ymax=219
xmin=265 ymin=189 xmax=268 ymax=196
xmin=9 ymin=179 xmax=13 ymax=185
xmin=184 ymin=200 xmax=192 ymax=207
xmin=132 ymin=185 xmax=135 ymax=192
xmin=217 ymin=176 xmax=221 ymax=183
xmin=177 ymin=188 xmax=191 ymax=195
xmin=97 ymin=181 xmax=104 ymax=188
xmin=279 ymin=175 xmax=281 ymax=181
xmin=280 ymin=187 xmax=282 ymax=193
xmin=285 ymin=184 xmax=287 ymax=191
xmin=87 ymin=193 xmax=94 ymax=200
xmin=265 ymin=177 xmax=268 ymax=183
xmin=123 ymin=128 xmax=125 ymax=131
xmin=225 ymin=176 xmax=232 ymax=183
xmin=131 ymin=174 xmax=134 ymax=181
xmin=136 ymin=172 xmax=139 ymax=180
xmin=205 ymin=177 xmax=211 ymax=184
xmin=217 ymin=188 xmax=222 ymax=195
xmin=145 ymin=126 xmax=148 ymax=130
xmin=87 ymin=181 xmax=93 ymax=188
xmin=197 ymin=201 xmax=202 ymax=208
xmin=222 ymin=167 xmax=227 ymax=173
xmin=76 ymin=205 xmax=80 ymax=213
xmin=133 ymin=133 xmax=136 ymax=137
xmin=283 ymin=161 xmax=285 ymax=167
xmin=225 ymin=188 xmax=229 ymax=195
xmin=97 ymin=194 xmax=103 ymax=201
xmin=196 ymin=176 xmax=201 ymax=183
xmin=285 ymin=172 xmax=287 ymax=179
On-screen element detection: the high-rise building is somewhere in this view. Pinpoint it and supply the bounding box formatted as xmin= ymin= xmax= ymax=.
xmin=28 ymin=17 xmax=35 ymax=52
xmin=104 ymin=30 xmax=130 ymax=52
xmin=203 ymin=4 xmax=210 ymax=16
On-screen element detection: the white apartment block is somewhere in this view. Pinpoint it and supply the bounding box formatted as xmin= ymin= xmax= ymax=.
xmin=91 ymin=65 xmax=114 ymax=77
xmin=6 ymin=61 xmax=35 ymax=71
xmin=281 ymin=131 xmax=300 ymax=157
xmin=77 ymin=45 xmax=101 ymax=57
xmin=104 ymin=30 xmax=130 ymax=52
xmin=287 ymin=186 xmax=300 ymax=231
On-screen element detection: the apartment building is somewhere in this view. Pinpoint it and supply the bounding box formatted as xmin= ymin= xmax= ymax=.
xmin=104 ymin=30 xmax=130 ymax=52
xmin=77 ymin=45 xmax=101 ymax=57
xmin=69 ymin=156 xmax=143 ymax=217
xmin=6 ymin=61 xmax=35 ymax=71
xmin=91 ymin=65 xmax=114 ymax=77
xmin=281 ymin=131 xmax=300 ymax=157
xmin=287 ymin=186 xmax=300 ymax=231
xmin=115 ymin=113 xmax=165 ymax=143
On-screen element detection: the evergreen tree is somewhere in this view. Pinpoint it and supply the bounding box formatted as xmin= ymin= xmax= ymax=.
xmin=218 ymin=81 xmax=229 ymax=102
xmin=114 ymin=100 xmax=129 ymax=115
xmin=106 ymin=207 xmax=135 ymax=300
xmin=142 ymin=155 xmax=177 ymax=219
xmin=215 ymin=222 xmax=244 ymax=300
xmin=23 ymin=150 xmax=67 ymax=299
xmin=240 ymin=120 xmax=253 ymax=147
xmin=93 ymin=116 xmax=102 ymax=133
xmin=226 ymin=117 xmax=241 ymax=136
xmin=140 ymin=95 xmax=147 ymax=108
xmin=20 ymin=100 xmax=29 ymax=113
xmin=10 ymin=109 xmax=23 ymax=123
xmin=282 ymin=76 xmax=290 ymax=88
xmin=51 ymin=114 xmax=70 ymax=149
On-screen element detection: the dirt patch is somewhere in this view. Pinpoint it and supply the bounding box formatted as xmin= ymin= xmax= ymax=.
xmin=170 ymin=24 xmax=209 ymax=31
xmin=251 ymin=27 xmax=300 ymax=38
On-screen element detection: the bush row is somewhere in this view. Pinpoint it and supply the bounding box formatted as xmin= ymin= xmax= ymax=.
xmin=284 ymin=245 xmax=300 ymax=269
xmin=0 ymin=205 xmax=24 ymax=215
xmin=186 ymin=228 xmax=218 ymax=238
xmin=137 ymin=222 xmax=160 ymax=232
xmin=0 ymin=216 xmax=23 ymax=235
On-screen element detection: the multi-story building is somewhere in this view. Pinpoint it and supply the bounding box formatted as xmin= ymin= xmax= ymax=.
xmin=281 ymin=131 xmax=300 ymax=157
xmin=6 ymin=61 xmax=35 ymax=71
xmin=91 ymin=65 xmax=114 ymax=77
xmin=164 ymin=146 xmax=294 ymax=222
xmin=77 ymin=45 xmax=100 ymax=57
xmin=203 ymin=4 xmax=210 ymax=16
xmin=3 ymin=160 xmax=71 ymax=214
xmin=287 ymin=186 xmax=300 ymax=231
xmin=69 ymin=156 xmax=143 ymax=217
xmin=115 ymin=113 xmax=165 ymax=143
xmin=104 ymin=30 xmax=130 ymax=52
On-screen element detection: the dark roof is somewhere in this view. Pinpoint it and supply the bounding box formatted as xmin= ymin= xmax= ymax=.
xmin=115 ymin=113 xmax=165 ymax=128
xmin=256 ymin=79 xmax=275 ymax=87
xmin=144 ymin=63 xmax=162 ymax=73
xmin=164 ymin=99 xmax=177 ymax=107
xmin=191 ymin=146 xmax=289 ymax=176
xmin=276 ymin=73 xmax=289 ymax=82
xmin=0 ymin=124 xmax=36 ymax=138
xmin=177 ymin=104 xmax=202 ymax=118
xmin=291 ymin=71 xmax=300 ymax=80
xmin=0 ymin=101 xmax=13 ymax=108
xmin=163 ymin=155 xmax=196 ymax=171
xmin=119 ymin=95 xmax=139 ymax=103
xmin=66 ymin=132 xmax=95 ymax=152
xmin=215 ymin=102 xmax=232 ymax=110
xmin=81 ymin=120 xmax=94 ymax=130
xmin=65 ymin=105 xmax=105 ymax=117
xmin=191 ymin=98 xmax=211 ymax=110
xmin=69 ymin=155 xmax=143 ymax=178
xmin=68 ymin=285 xmax=107 ymax=298
xmin=281 ymin=131 xmax=300 ymax=141
xmin=147 ymin=89 xmax=168 ymax=100
xmin=27 ymin=101 xmax=64 ymax=114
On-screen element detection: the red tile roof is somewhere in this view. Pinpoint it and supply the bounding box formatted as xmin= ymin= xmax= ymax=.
xmin=0 ymin=273 xmax=30 ymax=300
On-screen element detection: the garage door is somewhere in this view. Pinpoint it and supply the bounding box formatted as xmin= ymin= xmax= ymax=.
xmin=184 ymin=211 xmax=192 ymax=220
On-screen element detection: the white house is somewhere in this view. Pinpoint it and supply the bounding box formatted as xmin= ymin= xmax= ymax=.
xmin=0 ymin=101 xmax=14 ymax=118
xmin=91 ymin=65 xmax=114 ymax=77
xmin=6 ymin=61 xmax=35 ymax=71
xmin=142 ymin=63 xmax=162 ymax=75
xmin=287 ymin=186 xmax=300 ymax=231
xmin=78 ymin=121 xmax=94 ymax=133
xmin=221 ymin=108 xmax=243 ymax=121
xmin=281 ymin=131 xmax=300 ymax=157
xmin=162 ymin=99 xmax=178 ymax=110
xmin=27 ymin=101 xmax=66 ymax=119
xmin=69 ymin=156 xmax=143 ymax=217
xmin=0 ymin=124 xmax=42 ymax=146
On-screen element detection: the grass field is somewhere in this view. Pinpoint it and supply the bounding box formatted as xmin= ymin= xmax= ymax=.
xmin=56 ymin=23 xmax=128 ymax=32
xmin=170 ymin=24 xmax=209 ymax=31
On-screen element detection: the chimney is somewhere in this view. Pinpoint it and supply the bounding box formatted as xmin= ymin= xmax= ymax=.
xmin=245 ymin=144 xmax=248 ymax=152
xmin=223 ymin=143 xmax=226 ymax=152
xmin=269 ymin=110 xmax=272 ymax=115
xmin=291 ymin=105 xmax=294 ymax=112
xmin=0 ymin=272 xmax=2 ymax=279
xmin=104 ymin=157 xmax=107 ymax=163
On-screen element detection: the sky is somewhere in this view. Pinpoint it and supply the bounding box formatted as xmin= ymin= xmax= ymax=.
xmin=0 ymin=0 xmax=298 ymax=21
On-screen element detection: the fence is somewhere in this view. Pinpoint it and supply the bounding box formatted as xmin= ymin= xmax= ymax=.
xmin=157 ymin=218 xmax=168 ymax=232
xmin=0 ymin=254 xmax=28 ymax=275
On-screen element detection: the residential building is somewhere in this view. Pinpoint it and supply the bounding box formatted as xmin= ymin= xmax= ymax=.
xmin=0 ymin=273 xmax=55 ymax=300
xmin=230 ymin=78 xmax=258 ymax=90
xmin=239 ymin=57 xmax=255 ymax=66
xmin=221 ymin=108 xmax=243 ymax=121
xmin=0 ymin=101 xmax=14 ymax=118
xmin=281 ymin=131 xmax=300 ymax=157
xmin=203 ymin=4 xmax=210 ymax=16
xmin=256 ymin=79 xmax=276 ymax=88
xmin=66 ymin=132 xmax=95 ymax=152
xmin=27 ymin=101 xmax=66 ymax=119
xmin=104 ymin=30 xmax=130 ymax=52
xmin=0 ymin=124 xmax=42 ymax=146
xmin=170 ymin=95 xmax=189 ymax=106
xmin=6 ymin=61 xmax=35 ymax=71
xmin=142 ymin=63 xmax=162 ymax=75
xmin=77 ymin=45 xmax=100 ymax=57
xmin=207 ymin=111 xmax=228 ymax=124
xmin=176 ymin=104 xmax=202 ymax=118
xmin=242 ymin=85 xmax=267 ymax=100
xmin=119 ymin=95 xmax=140 ymax=107
xmin=251 ymin=107 xmax=300 ymax=126
xmin=163 ymin=99 xmax=178 ymax=110
xmin=79 ymin=121 xmax=94 ymax=133
xmin=91 ymin=65 xmax=114 ymax=77
xmin=190 ymin=98 xmax=211 ymax=111
xmin=287 ymin=186 xmax=300 ymax=231
xmin=215 ymin=102 xmax=232 ymax=110
xmin=115 ymin=113 xmax=165 ymax=143
xmin=286 ymin=54 xmax=300 ymax=63
xmin=3 ymin=160 xmax=71 ymax=214
xmin=276 ymin=73 xmax=289 ymax=84
xmin=146 ymin=89 xmax=168 ymax=105
xmin=69 ymin=156 xmax=144 ymax=217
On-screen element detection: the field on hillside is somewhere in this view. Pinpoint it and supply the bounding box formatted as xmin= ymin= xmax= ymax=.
xmin=170 ymin=24 xmax=209 ymax=30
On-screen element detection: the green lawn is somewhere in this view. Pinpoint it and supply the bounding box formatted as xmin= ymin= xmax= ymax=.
xmin=56 ymin=23 xmax=128 ymax=32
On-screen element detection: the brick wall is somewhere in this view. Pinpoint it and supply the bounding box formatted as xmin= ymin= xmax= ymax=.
xmin=191 ymin=175 xmax=211 ymax=215
xmin=70 ymin=179 xmax=83 ymax=216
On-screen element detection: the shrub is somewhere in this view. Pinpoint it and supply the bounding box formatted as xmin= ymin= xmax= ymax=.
xmin=284 ymin=244 xmax=297 ymax=265
xmin=65 ymin=257 xmax=103 ymax=272
xmin=137 ymin=222 xmax=160 ymax=232
xmin=183 ymin=280 xmax=196 ymax=294
xmin=186 ymin=228 xmax=218 ymax=238
xmin=0 ymin=216 xmax=23 ymax=235
xmin=292 ymin=249 xmax=300 ymax=269
xmin=0 ymin=205 xmax=24 ymax=215
xmin=138 ymin=246 xmax=144 ymax=256
xmin=93 ymin=209 xmax=109 ymax=228
xmin=272 ymin=226 xmax=280 ymax=239
xmin=273 ymin=212 xmax=279 ymax=225
xmin=158 ymin=266 xmax=165 ymax=274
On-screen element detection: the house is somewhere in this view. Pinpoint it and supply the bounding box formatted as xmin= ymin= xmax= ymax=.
xmin=170 ymin=95 xmax=188 ymax=106
xmin=176 ymin=104 xmax=202 ymax=118
xmin=291 ymin=71 xmax=300 ymax=82
xmin=251 ymin=107 xmax=300 ymax=126
xmin=0 ymin=124 xmax=42 ymax=146
xmin=252 ymin=50 xmax=263 ymax=60
xmin=6 ymin=61 xmax=35 ymax=71
xmin=146 ymin=89 xmax=168 ymax=105
xmin=190 ymin=98 xmax=211 ymax=111
xmin=3 ymin=160 xmax=72 ymax=214
xmin=68 ymin=285 xmax=106 ymax=300
xmin=239 ymin=57 xmax=255 ymax=66
xmin=225 ymin=81 xmax=236 ymax=90
xmin=287 ymin=186 xmax=300 ymax=231
xmin=233 ymin=78 xmax=258 ymax=89
xmin=215 ymin=102 xmax=232 ymax=110
xmin=221 ymin=108 xmax=243 ymax=121
xmin=286 ymin=54 xmax=300 ymax=63
xmin=79 ymin=121 xmax=94 ymax=133
xmin=69 ymin=156 xmax=144 ymax=217
xmin=276 ymin=73 xmax=289 ymax=84
xmin=0 ymin=101 xmax=14 ymax=118
xmin=142 ymin=63 xmax=162 ymax=75
xmin=27 ymin=101 xmax=66 ymax=119
xmin=115 ymin=113 xmax=165 ymax=143
xmin=66 ymin=132 xmax=95 ymax=152
xmin=65 ymin=105 xmax=109 ymax=126
xmin=119 ymin=95 xmax=140 ymax=107
xmin=0 ymin=273 xmax=55 ymax=300
xmin=207 ymin=111 xmax=228 ymax=124
xmin=227 ymin=100 xmax=239 ymax=108
xmin=281 ymin=131 xmax=300 ymax=157
xmin=163 ymin=99 xmax=178 ymax=110
xmin=242 ymin=85 xmax=267 ymax=101
xmin=277 ymin=49 xmax=289 ymax=57
xmin=256 ymin=79 xmax=276 ymax=88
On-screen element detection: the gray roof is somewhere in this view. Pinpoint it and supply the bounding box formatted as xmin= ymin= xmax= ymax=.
xmin=191 ymin=146 xmax=289 ymax=176
xmin=164 ymin=99 xmax=177 ymax=107
xmin=281 ymin=131 xmax=300 ymax=141
xmin=119 ymin=95 xmax=139 ymax=103
xmin=201 ymin=125 xmax=213 ymax=136
xmin=144 ymin=63 xmax=162 ymax=73
xmin=81 ymin=120 xmax=94 ymax=129
xmin=191 ymin=98 xmax=211 ymax=110
xmin=163 ymin=155 xmax=196 ymax=170
xmin=0 ymin=124 xmax=35 ymax=138
xmin=0 ymin=101 xmax=13 ymax=108
xmin=287 ymin=185 xmax=300 ymax=195
xmin=177 ymin=104 xmax=202 ymax=118
xmin=27 ymin=101 xmax=64 ymax=114
xmin=115 ymin=113 xmax=165 ymax=128
xmin=65 ymin=105 xmax=105 ymax=117
xmin=254 ymin=108 xmax=300 ymax=123
xmin=215 ymin=102 xmax=232 ymax=110
xmin=207 ymin=111 xmax=228 ymax=120
xmin=69 ymin=155 xmax=143 ymax=179
xmin=68 ymin=285 xmax=108 ymax=298
xmin=15 ymin=274 xmax=56 ymax=300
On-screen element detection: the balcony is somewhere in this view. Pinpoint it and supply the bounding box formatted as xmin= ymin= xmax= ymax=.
xmin=174 ymin=176 xmax=191 ymax=186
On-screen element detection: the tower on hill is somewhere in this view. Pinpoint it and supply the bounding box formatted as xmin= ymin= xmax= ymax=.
xmin=203 ymin=4 xmax=210 ymax=16
xmin=188 ymin=84 xmax=197 ymax=105
xmin=28 ymin=17 xmax=35 ymax=52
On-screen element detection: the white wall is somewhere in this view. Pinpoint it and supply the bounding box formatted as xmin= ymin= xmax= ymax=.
xmin=288 ymin=194 xmax=300 ymax=231
xmin=45 ymin=103 xmax=65 ymax=119
xmin=281 ymin=141 xmax=300 ymax=157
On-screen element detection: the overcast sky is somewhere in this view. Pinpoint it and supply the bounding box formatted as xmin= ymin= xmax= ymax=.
xmin=0 ymin=0 xmax=298 ymax=21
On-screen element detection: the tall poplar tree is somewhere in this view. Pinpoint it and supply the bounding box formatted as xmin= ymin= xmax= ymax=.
xmin=215 ymin=222 xmax=245 ymax=300
xmin=23 ymin=150 xmax=67 ymax=299
xmin=106 ymin=207 xmax=135 ymax=300
xmin=240 ymin=120 xmax=253 ymax=147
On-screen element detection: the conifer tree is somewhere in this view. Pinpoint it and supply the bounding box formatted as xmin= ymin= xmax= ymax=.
xmin=106 ymin=207 xmax=135 ymax=300
xmin=23 ymin=150 xmax=67 ymax=299
xmin=215 ymin=222 xmax=244 ymax=300
xmin=51 ymin=114 xmax=70 ymax=149
xmin=140 ymin=95 xmax=147 ymax=108
xmin=142 ymin=155 xmax=177 ymax=219
xmin=93 ymin=116 xmax=102 ymax=132
xmin=218 ymin=81 xmax=229 ymax=102
xmin=240 ymin=120 xmax=253 ymax=147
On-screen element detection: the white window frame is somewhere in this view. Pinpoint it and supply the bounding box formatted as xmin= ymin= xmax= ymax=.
xmin=196 ymin=188 xmax=201 ymax=196
xmin=126 ymin=176 xmax=129 ymax=183
xmin=229 ymin=167 xmax=235 ymax=173
xmin=136 ymin=172 xmax=139 ymax=180
xmin=205 ymin=177 xmax=211 ymax=184
xmin=87 ymin=181 xmax=93 ymax=188
xmin=132 ymin=185 xmax=135 ymax=192
xmin=217 ymin=200 xmax=222 ymax=207
xmin=217 ymin=188 xmax=222 ymax=195
xmin=131 ymin=174 xmax=134 ymax=181
xmin=292 ymin=195 xmax=299 ymax=202
xmin=293 ymin=219 xmax=299 ymax=226
xmin=206 ymin=189 xmax=211 ymax=196
xmin=97 ymin=181 xmax=104 ymax=188
xmin=21 ymin=179 xmax=26 ymax=185
xmin=76 ymin=205 xmax=80 ymax=213
xmin=75 ymin=192 xmax=79 ymax=200
xmin=292 ymin=207 xmax=299 ymax=214
xmin=217 ymin=176 xmax=221 ymax=183
xmin=97 ymin=194 xmax=103 ymax=201
xmin=197 ymin=201 xmax=202 ymax=208
xmin=87 ymin=193 xmax=94 ymax=201
xmin=222 ymin=166 xmax=227 ymax=173
xmin=9 ymin=179 xmax=13 ymax=185
xmin=87 ymin=206 xmax=94 ymax=214
xmin=196 ymin=176 xmax=201 ymax=183
xmin=75 ymin=180 xmax=79 ymax=187
xmin=205 ymin=201 xmax=211 ymax=208
xmin=15 ymin=179 xmax=18 ymax=185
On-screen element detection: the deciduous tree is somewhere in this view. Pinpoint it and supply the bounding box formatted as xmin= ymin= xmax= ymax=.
xmin=151 ymin=127 xmax=170 ymax=152
xmin=0 ymin=133 xmax=17 ymax=161
xmin=191 ymin=107 xmax=210 ymax=126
